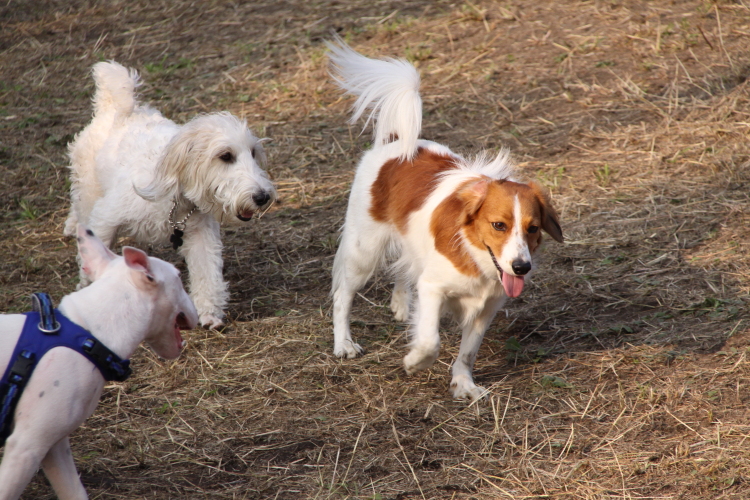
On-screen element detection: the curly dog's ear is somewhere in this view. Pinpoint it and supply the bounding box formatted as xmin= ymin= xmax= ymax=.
xmin=133 ymin=131 xmax=192 ymax=202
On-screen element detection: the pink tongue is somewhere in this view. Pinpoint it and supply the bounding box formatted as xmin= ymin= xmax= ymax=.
xmin=501 ymin=271 xmax=525 ymax=298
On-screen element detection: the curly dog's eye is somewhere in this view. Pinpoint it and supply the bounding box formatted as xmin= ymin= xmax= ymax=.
xmin=219 ymin=151 xmax=235 ymax=163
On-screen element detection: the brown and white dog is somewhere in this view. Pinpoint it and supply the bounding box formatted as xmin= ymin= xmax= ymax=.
xmin=327 ymin=38 xmax=564 ymax=400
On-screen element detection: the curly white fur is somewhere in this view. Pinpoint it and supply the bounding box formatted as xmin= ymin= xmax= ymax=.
xmin=65 ymin=61 xmax=275 ymax=328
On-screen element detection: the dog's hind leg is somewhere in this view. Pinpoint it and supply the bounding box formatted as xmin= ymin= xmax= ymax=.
xmin=403 ymin=279 xmax=444 ymax=374
xmin=331 ymin=222 xmax=391 ymax=358
xmin=41 ymin=436 xmax=87 ymax=500
xmin=65 ymin=132 xmax=106 ymax=237
xmin=390 ymin=276 xmax=411 ymax=322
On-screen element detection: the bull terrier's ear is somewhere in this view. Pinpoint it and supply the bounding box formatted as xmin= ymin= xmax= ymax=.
xmin=76 ymin=225 xmax=116 ymax=281
xmin=122 ymin=247 xmax=156 ymax=285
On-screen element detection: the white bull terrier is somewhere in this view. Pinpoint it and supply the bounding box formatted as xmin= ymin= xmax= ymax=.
xmin=0 ymin=225 xmax=198 ymax=500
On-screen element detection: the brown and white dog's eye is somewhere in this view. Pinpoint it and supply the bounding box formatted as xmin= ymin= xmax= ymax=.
xmin=528 ymin=225 xmax=539 ymax=234
xmin=492 ymin=222 xmax=507 ymax=231
xmin=219 ymin=151 xmax=235 ymax=163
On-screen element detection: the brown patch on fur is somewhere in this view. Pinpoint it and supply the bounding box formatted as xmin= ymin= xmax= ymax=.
xmin=369 ymin=148 xmax=458 ymax=232
xmin=431 ymin=182 xmax=482 ymax=277
xmin=462 ymin=181 xmax=522 ymax=258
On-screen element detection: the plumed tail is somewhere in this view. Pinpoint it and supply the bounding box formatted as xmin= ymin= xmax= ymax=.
xmin=326 ymin=36 xmax=422 ymax=161
xmin=91 ymin=61 xmax=140 ymax=118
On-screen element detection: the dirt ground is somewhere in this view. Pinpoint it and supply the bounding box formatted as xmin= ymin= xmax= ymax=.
xmin=2 ymin=0 xmax=750 ymax=498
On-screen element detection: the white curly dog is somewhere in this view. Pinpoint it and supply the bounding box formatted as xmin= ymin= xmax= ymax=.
xmin=65 ymin=61 xmax=275 ymax=328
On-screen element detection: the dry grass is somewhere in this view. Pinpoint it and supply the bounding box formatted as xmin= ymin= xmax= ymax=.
xmin=2 ymin=0 xmax=750 ymax=498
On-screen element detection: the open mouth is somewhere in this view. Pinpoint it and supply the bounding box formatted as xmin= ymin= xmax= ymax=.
xmin=174 ymin=312 xmax=192 ymax=348
xmin=237 ymin=210 xmax=254 ymax=221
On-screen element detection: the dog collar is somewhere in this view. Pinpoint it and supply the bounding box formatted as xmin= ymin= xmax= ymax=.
xmin=0 ymin=293 xmax=132 ymax=446
xmin=168 ymin=200 xmax=198 ymax=249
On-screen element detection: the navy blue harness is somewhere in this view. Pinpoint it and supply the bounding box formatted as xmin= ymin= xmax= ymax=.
xmin=0 ymin=293 xmax=132 ymax=446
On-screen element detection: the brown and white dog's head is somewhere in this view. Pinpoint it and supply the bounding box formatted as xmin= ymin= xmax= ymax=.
xmin=458 ymin=177 xmax=563 ymax=297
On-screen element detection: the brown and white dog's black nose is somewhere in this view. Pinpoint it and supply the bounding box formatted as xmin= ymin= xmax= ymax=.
xmin=511 ymin=260 xmax=532 ymax=276
xmin=252 ymin=190 xmax=272 ymax=208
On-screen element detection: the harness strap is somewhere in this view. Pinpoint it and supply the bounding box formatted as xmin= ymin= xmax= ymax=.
xmin=0 ymin=293 xmax=131 ymax=446
xmin=31 ymin=292 xmax=60 ymax=333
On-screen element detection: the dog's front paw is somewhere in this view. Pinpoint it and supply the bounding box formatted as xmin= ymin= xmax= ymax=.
xmin=334 ymin=340 xmax=364 ymax=359
xmin=200 ymin=314 xmax=225 ymax=330
xmin=403 ymin=347 xmax=439 ymax=375
xmin=450 ymin=376 xmax=488 ymax=402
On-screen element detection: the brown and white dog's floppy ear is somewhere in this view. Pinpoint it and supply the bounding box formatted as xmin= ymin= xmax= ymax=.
xmin=529 ymin=181 xmax=563 ymax=243
xmin=122 ymin=246 xmax=156 ymax=286
xmin=76 ymin=224 xmax=117 ymax=281
xmin=457 ymin=177 xmax=491 ymax=222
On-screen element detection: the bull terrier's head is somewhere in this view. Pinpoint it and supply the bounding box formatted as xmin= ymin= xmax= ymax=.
xmin=76 ymin=225 xmax=198 ymax=359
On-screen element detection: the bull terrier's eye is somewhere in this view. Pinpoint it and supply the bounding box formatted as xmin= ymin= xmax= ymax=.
xmin=219 ymin=151 xmax=235 ymax=163
xmin=492 ymin=222 xmax=507 ymax=231
xmin=528 ymin=225 xmax=539 ymax=234
xmin=251 ymin=147 xmax=256 ymax=159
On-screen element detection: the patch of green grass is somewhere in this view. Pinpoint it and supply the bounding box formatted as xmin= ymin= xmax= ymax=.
xmin=144 ymin=56 xmax=195 ymax=77
xmin=505 ymin=336 xmax=550 ymax=363
xmin=537 ymin=166 xmax=566 ymax=189
xmin=540 ymin=375 xmax=572 ymax=389
xmin=600 ymin=253 xmax=625 ymax=265
xmin=404 ymin=44 xmax=432 ymax=63
xmin=156 ymin=401 xmax=180 ymax=414
xmin=18 ymin=199 xmax=39 ymax=220
xmin=13 ymin=114 xmax=42 ymax=129
xmin=594 ymin=163 xmax=611 ymax=186
xmin=681 ymin=297 xmax=741 ymax=319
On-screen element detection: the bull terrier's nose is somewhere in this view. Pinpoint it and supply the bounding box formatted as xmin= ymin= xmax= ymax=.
xmin=512 ymin=260 xmax=531 ymax=275
xmin=252 ymin=191 xmax=271 ymax=207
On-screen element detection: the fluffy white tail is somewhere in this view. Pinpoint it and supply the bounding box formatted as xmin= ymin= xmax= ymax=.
xmin=91 ymin=61 xmax=140 ymax=118
xmin=326 ymin=37 xmax=422 ymax=160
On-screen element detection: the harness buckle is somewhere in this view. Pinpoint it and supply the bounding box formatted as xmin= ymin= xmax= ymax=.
xmin=82 ymin=339 xmax=132 ymax=382
xmin=9 ymin=351 xmax=35 ymax=383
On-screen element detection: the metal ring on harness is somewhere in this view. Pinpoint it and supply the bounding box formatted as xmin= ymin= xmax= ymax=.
xmin=31 ymin=292 xmax=60 ymax=334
